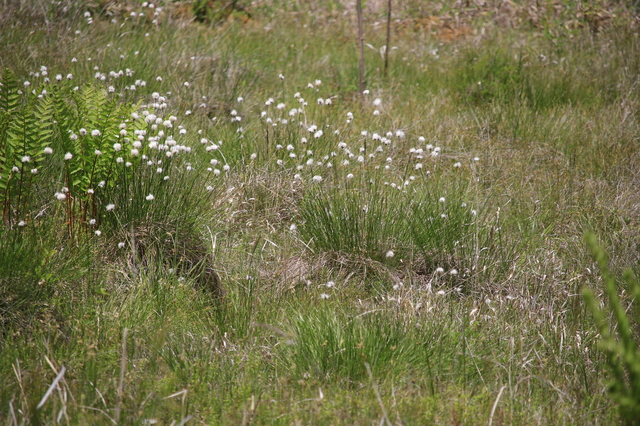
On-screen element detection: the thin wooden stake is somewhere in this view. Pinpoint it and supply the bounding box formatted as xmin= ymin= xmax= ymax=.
xmin=356 ymin=0 xmax=366 ymax=96
xmin=384 ymin=0 xmax=392 ymax=78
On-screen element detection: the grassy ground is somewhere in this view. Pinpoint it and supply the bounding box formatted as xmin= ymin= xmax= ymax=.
xmin=1 ymin=0 xmax=639 ymax=424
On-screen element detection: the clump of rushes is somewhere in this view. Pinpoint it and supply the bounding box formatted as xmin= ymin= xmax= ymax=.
xmin=408 ymin=183 xmax=478 ymax=271
xmin=299 ymin=181 xmax=410 ymax=264
xmin=282 ymin=302 xmax=414 ymax=381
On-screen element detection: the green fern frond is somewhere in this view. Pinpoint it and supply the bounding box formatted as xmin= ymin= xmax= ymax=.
xmin=583 ymin=232 xmax=640 ymax=423
xmin=0 ymin=68 xmax=20 ymax=116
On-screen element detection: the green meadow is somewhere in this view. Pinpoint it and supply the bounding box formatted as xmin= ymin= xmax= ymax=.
xmin=1 ymin=0 xmax=640 ymax=424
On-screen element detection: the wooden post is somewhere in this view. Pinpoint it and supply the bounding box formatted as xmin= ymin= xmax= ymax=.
xmin=356 ymin=0 xmax=365 ymax=95
xmin=384 ymin=0 xmax=392 ymax=78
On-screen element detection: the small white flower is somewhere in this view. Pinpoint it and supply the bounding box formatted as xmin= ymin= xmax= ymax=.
xmin=373 ymin=110 xmax=380 ymax=116
xmin=21 ymin=156 xmax=31 ymax=163
xmin=17 ymin=220 xmax=26 ymax=227
xmin=94 ymin=230 xmax=102 ymax=236
xmin=43 ymin=147 xmax=53 ymax=155
xmin=373 ymin=98 xmax=382 ymax=106
xmin=106 ymin=204 xmax=115 ymax=211
xmin=31 ymin=169 xmax=38 ymax=174
xmin=453 ymin=162 xmax=461 ymax=168
xmin=320 ymin=293 xmax=330 ymax=300
xmin=289 ymin=224 xmax=297 ymax=232
xmin=94 ymin=150 xmax=102 ymax=156
xmin=55 ymin=192 xmax=66 ymax=200
xmin=312 ymin=175 xmax=323 ymax=183
xmin=435 ymin=267 xmax=445 ymax=274
xmin=439 ymin=197 xmax=446 ymax=203
xmin=146 ymin=194 xmax=154 ymax=201
xmin=89 ymin=219 xmax=96 ymax=225
xmin=450 ymin=269 xmax=458 ymax=275
xmin=386 ymin=250 xmax=395 ymax=258
xmin=64 ymin=152 xmax=73 ymax=160
xmin=314 ymin=130 xmax=323 ymax=139
xmin=118 ymin=242 xmax=125 ymax=248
